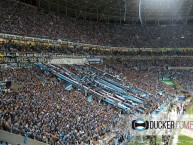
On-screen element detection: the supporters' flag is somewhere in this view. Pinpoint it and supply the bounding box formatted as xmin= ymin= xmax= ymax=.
xmin=162 ymin=77 xmax=175 ymax=86
xmin=65 ymin=84 xmax=72 ymax=91
xmin=0 ymin=53 xmax=5 ymax=57
xmin=24 ymin=135 xmax=28 ymax=144
xmin=88 ymin=95 xmax=93 ymax=103
xmin=158 ymin=91 xmax=163 ymax=96
xmin=114 ymin=138 xmax=118 ymax=145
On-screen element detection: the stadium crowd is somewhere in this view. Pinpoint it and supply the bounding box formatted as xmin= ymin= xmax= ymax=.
xmin=0 ymin=57 xmax=193 ymax=144
xmin=103 ymin=58 xmax=193 ymax=95
xmin=0 ymin=1 xmax=193 ymax=145
xmin=1 ymin=0 xmax=193 ymax=48
xmin=0 ymin=68 xmax=120 ymax=144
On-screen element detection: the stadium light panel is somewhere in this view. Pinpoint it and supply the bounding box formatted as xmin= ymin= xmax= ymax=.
xmin=142 ymin=0 xmax=182 ymax=15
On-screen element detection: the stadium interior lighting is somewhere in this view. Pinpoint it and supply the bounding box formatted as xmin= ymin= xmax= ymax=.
xmin=143 ymin=0 xmax=181 ymax=12
xmin=144 ymin=0 xmax=177 ymax=5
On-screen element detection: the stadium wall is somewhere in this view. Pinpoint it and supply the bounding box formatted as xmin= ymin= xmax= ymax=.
xmin=0 ymin=129 xmax=47 ymax=145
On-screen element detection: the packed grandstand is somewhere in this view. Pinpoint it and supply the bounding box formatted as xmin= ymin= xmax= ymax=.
xmin=1 ymin=0 xmax=193 ymax=48
xmin=0 ymin=0 xmax=193 ymax=145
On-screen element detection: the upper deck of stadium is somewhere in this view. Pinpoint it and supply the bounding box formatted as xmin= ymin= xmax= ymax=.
xmin=19 ymin=0 xmax=193 ymax=24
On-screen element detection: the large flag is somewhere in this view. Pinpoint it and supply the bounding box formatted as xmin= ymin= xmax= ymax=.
xmin=65 ymin=84 xmax=72 ymax=91
xmin=0 ymin=53 xmax=5 ymax=57
xmin=162 ymin=77 xmax=175 ymax=86
xmin=88 ymin=95 xmax=93 ymax=103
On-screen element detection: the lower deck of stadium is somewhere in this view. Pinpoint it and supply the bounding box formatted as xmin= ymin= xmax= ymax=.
xmin=0 ymin=58 xmax=193 ymax=145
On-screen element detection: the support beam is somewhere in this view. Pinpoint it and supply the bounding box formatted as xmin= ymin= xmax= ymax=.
xmin=57 ymin=0 xmax=59 ymax=14
xmin=38 ymin=0 xmax=40 ymax=8
xmin=85 ymin=1 xmax=86 ymax=20
xmin=97 ymin=4 xmax=99 ymax=22
xmin=66 ymin=0 xmax=67 ymax=16
xmin=48 ymin=1 xmax=50 ymax=11
xmin=76 ymin=0 xmax=78 ymax=18
xmin=124 ymin=0 xmax=128 ymax=21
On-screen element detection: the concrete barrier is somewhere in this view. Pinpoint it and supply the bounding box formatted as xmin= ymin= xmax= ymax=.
xmin=0 ymin=129 xmax=48 ymax=145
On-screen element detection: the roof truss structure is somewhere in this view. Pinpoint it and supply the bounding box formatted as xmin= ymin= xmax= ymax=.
xmin=19 ymin=0 xmax=193 ymax=24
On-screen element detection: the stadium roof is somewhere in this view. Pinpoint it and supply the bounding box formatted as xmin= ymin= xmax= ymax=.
xmin=20 ymin=0 xmax=193 ymax=24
